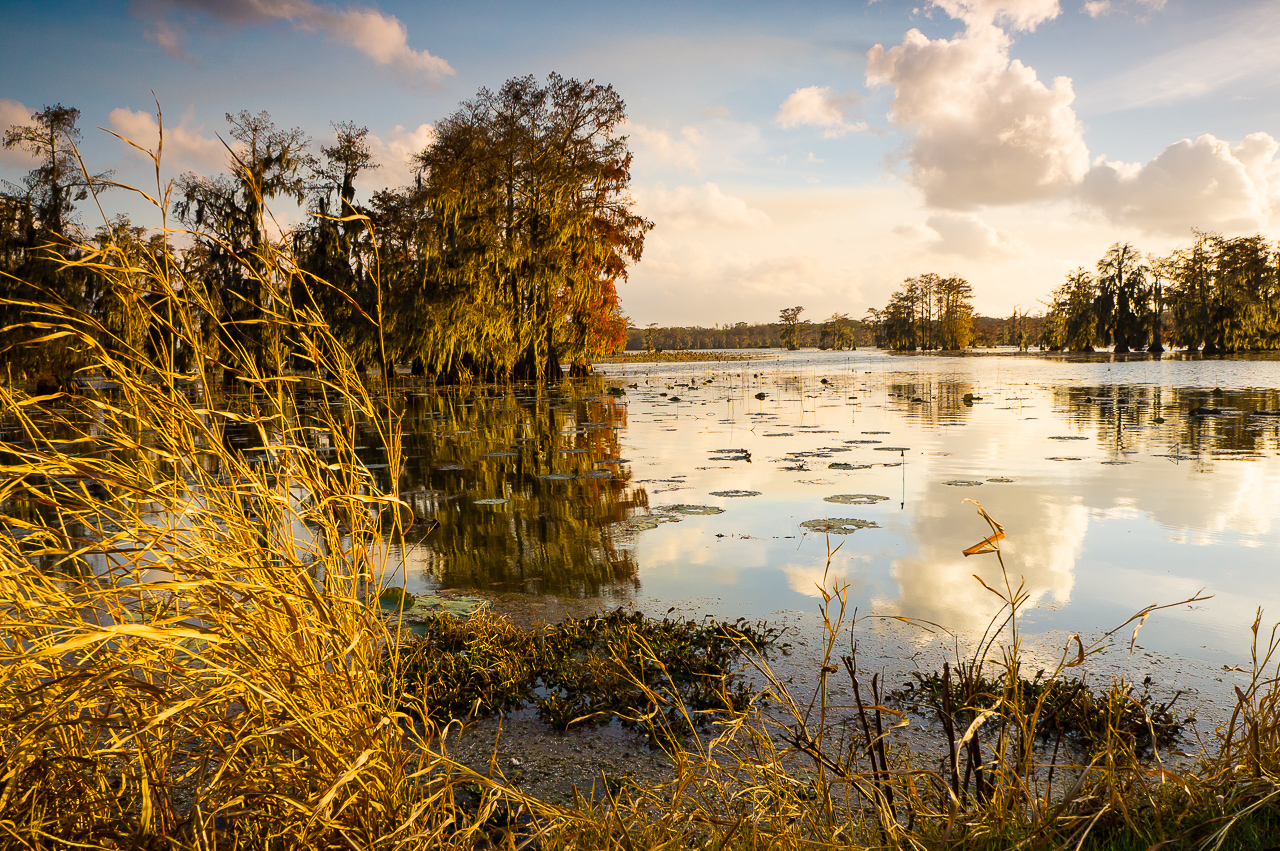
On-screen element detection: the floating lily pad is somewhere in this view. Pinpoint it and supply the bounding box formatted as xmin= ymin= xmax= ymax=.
xmin=1048 ymin=435 xmax=1088 ymax=440
xmin=862 ymin=431 xmax=890 ymax=435
xmin=844 ymin=439 xmax=882 ymax=444
xmin=617 ymin=515 xmax=662 ymax=532
xmin=1046 ymin=457 xmax=1083 ymax=461
xmin=435 ymin=464 xmax=468 ymax=472
xmin=1101 ymin=460 xmax=1131 ymax=465
xmin=709 ymin=490 xmax=761 ymax=498
xmin=764 ymin=432 xmax=793 ymax=437
xmin=579 ymin=469 xmax=613 ymax=479
xmin=828 ymin=462 xmax=872 ymax=470
xmin=401 ymin=594 xmax=491 ymax=621
xmin=538 ymin=473 xmax=576 ymax=480
xmin=874 ymin=446 xmax=910 ymax=452
xmin=944 ymin=480 xmax=984 ymax=487
xmin=800 ymin=518 xmax=880 ymax=535
xmin=657 ymin=504 xmax=725 ymax=516
xmin=483 ymin=451 xmax=518 ymax=457
xmin=473 ymin=498 xmax=509 ymax=505
xmin=824 ymin=494 xmax=889 ymax=505
xmin=986 ymin=477 xmax=1016 ymax=483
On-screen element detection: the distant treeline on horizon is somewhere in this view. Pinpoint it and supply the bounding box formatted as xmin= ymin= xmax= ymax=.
xmin=635 ymin=233 xmax=1280 ymax=355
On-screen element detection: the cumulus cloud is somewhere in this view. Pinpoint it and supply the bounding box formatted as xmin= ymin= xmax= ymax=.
xmin=635 ymin=183 xmax=771 ymax=230
xmin=867 ymin=24 xmax=1089 ymax=208
xmin=0 ymin=99 xmax=38 ymax=168
xmin=925 ymin=211 xmax=1023 ymax=257
xmin=931 ymin=0 xmax=1061 ymax=32
xmin=623 ymin=122 xmax=702 ymax=171
xmin=107 ymin=106 xmax=229 ymax=172
xmin=134 ymin=0 xmax=453 ymax=84
xmin=364 ymin=122 xmax=434 ymax=188
xmin=1079 ymin=133 xmax=1280 ymax=235
xmin=775 ymin=86 xmax=865 ymax=138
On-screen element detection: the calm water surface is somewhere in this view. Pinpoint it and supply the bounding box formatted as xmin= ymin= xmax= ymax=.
xmin=387 ymin=349 xmax=1280 ymax=668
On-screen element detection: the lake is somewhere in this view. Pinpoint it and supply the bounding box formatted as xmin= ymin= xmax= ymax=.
xmin=384 ymin=348 xmax=1280 ymax=670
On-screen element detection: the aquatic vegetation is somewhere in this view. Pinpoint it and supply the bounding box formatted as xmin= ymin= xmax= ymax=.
xmin=387 ymin=607 xmax=782 ymax=735
xmin=709 ymin=490 xmax=761 ymax=497
xmin=823 ymin=493 xmax=889 ymax=505
xmin=799 ymin=518 xmax=880 ymax=534
xmin=656 ymin=504 xmax=724 ymax=516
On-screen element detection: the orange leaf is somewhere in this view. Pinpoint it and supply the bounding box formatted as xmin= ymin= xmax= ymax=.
xmin=962 ymin=529 xmax=1004 ymax=556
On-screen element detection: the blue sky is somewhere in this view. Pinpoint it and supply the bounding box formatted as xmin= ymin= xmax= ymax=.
xmin=4 ymin=0 xmax=1279 ymax=324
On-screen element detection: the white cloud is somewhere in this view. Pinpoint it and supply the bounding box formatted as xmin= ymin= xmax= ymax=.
xmin=623 ymin=122 xmax=702 ymax=171
xmin=635 ymin=182 xmax=771 ymax=230
xmin=775 ymin=86 xmax=866 ymax=139
xmin=0 ymin=99 xmax=37 ymax=168
xmin=925 ymin=211 xmax=1024 ymax=258
xmin=866 ymin=24 xmax=1088 ymax=208
xmin=364 ymin=123 xmax=434 ymax=188
xmin=930 ymin=0 xmax=1061 ymax=32
xmin=1079 ymin=133 xmax=1280 ymax=235
xmin=107 ymin=106 xmax=229 ymax=173
xmin=1083 ymin=0 xmax=1111 ymax=16
xmin=136 ymin=0 xmax=453 ymax=84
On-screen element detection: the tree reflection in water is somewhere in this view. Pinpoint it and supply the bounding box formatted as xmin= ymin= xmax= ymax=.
xmin=382 ymin=378 xmax=648 ymax=596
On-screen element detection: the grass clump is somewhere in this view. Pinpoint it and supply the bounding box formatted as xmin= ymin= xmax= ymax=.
xmin=891 ymin=668 xmax=1188 ymax=758
xmin=387 ymin=608 xmax=782 ymax=738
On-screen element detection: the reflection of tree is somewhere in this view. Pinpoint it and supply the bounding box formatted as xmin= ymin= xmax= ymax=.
xmin=383 ymin=377 xmax=648 ymax=595
xmin=1051 ymin=384 xmax=1280 ymax=463
xmin=883 ymin=376 xmax=976 ymax=426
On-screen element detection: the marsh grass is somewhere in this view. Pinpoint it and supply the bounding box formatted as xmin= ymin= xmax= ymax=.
xmin=6 ymin=122 xmax=1280 ymax=849
xmin=386 ymin=607 xmax=781 ymax=736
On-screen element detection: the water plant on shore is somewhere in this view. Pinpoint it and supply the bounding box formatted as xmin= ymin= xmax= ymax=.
xmin=386 ymin=607 xmax=782 ymax=739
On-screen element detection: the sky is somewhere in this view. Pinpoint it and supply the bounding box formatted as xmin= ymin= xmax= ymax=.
xmin=3 ymin=0 xmax=1279 ymax=325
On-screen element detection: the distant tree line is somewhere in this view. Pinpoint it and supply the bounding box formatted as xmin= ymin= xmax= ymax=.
xmin=0 ymin=75 xmax=650 ymax=387
xmin=627 ymin=308 xmax=866 ymax=352
xmin=1040 ymin=236 xmax=1280 ymax=353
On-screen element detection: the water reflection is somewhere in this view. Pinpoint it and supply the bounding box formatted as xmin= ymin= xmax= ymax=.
xmin=386 ymin=382 xmax=648 ymax=596
xmin=7 ymin=352 xmax=1280 ymax=663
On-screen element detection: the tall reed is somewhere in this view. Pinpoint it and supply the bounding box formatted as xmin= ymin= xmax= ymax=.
xmin=0 ymin=118 xmax=569 ymax=849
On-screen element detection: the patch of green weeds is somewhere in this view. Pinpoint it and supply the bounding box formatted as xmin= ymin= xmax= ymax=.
xmin=385 ymin=608 xmax=784 ymax=740
xmin=890 ymin=667 xmax=1188 ymax=757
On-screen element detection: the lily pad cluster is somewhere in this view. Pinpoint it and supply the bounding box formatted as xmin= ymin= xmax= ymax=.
xmin=823 ymin=493 xmax=889 ymax=505
xmin=799 ymin=518 xmax=880 ymax=535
